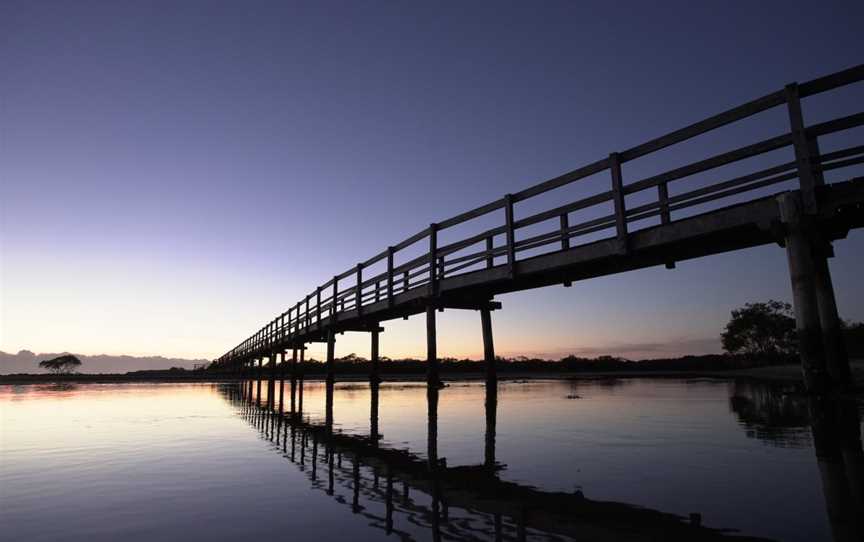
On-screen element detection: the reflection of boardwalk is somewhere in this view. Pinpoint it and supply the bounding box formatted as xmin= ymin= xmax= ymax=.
xmin=222 ymin=383 xmax=774 ymax=541
xmin=216 ymin=65 xmax=863 ymax=396
xmin=729 ymin=382 xmax=864 ymax=541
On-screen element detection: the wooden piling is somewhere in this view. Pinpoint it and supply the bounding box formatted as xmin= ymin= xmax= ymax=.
xmin=326 ymin=329 xmax=336 ymax=385
xmin=481 ymin=305 xmax=499 ymax=465
xmin=812 ymin=250 xmax=853 ymax=389
xmin=298 ymin=346 xmax=305 ymax=416
xmin=370 ymin=325 xmax=381 ymax=445
xmin=256 ymin=358 xmax=262 ymax=404
xmin=778 ymin=193 xmax=828 ymax=393
xmin=426 ymin=305 xmax=440 ymax=387
xmin=370 ymin=328 xmax=381 ymax=382
xmin=290 ymin=347 xmax=298 ymax=415
xmin=278 ymin=350 xmax=285 ymax=413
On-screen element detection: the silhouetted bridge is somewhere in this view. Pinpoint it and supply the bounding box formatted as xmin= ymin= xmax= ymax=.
xmin=215 ymin=65 xmax=864 ymax=394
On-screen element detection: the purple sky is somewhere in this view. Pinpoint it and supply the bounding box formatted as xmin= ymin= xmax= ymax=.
xmin=2 ymin=1 xmax=862 ymax=362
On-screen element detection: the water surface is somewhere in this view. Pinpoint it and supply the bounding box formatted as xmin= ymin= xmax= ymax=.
xmin=1 ymin=378 xmax=861 ymax=541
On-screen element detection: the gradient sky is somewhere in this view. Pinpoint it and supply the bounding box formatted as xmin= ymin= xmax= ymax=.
xmin=1 ymin=1 xmax=862 ymax=362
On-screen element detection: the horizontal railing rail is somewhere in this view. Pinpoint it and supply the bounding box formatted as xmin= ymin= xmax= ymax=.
xmin=217 ymin=64 xmax=864 ymax=365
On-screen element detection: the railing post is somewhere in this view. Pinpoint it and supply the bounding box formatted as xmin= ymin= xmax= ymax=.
xmin=504 ymin=194 xmax=516 ymax=278
xmin=658 ymin=182 xmax=676 ymax=270
xmin=386 ymin=247 xmax=394 ymax=306
xmin=785 ymin=83 xmax=824 ymax=214
xmin=403 ymin=270 xmax=410 ymax=293
xmin=356 ymin=263 xmax=363 ymax=314
xmin=305 ymin=295 xmax=310 ymax=329
xmin=560 ymin=213 xmax=573 ymax=286
xmin=658 ymin=182 xmax=671 ymax=224
xmin=485 ymin=236 xmax=494 ymax=269
xmin=316 ymin=286 xmax=322 ymax=326
xmin=428 ymin=224 xmax=438 ymax=296
xmin=559 ymin=213 xmax=570 ymax=250
xmin=609 ymin=152 xmax=628 ymax=254
xmin=331 ymin=276 xmax=338 ymax=322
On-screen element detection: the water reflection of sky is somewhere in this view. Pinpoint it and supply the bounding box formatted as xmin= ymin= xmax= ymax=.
xmin=1 ymin=379 xmax=859 ymax=541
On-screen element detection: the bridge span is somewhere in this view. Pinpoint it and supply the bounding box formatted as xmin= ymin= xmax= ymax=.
xmin=214 ymin=65 xmax=864 ymax=395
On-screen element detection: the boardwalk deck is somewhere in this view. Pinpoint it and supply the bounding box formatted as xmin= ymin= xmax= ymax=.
xmin=216 ymin=64 xmax=864 ymax=393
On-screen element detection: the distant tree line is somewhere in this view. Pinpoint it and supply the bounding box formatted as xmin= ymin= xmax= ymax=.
xmin=205 ymin=299 xmax=863 ymax=375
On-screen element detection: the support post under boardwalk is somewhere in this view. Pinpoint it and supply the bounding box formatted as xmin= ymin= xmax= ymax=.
xmin=778 ymin=193 xmax=828 ymax=393
xmin=370 ymin=328 xmax=381 ymax=384
xmin=256 ymin=358 xmax=262 ymax=404
xmin=481 ymin=305 xmax=497 ymax=469
xmin=426 ymin=306 xmax=440 ymax=387
xmin=370 ymin=327 xmax=381 ymax=446
xmin=325 ymin=331 xmax=336 ymax=431
xmin=290 ymin=348 xmax=298 ymax=416
xmin=812 ymin=251 xmax=853 ymax=389
xmin=278 ymin=351 xmax=285 ymax=413
xmin=326 ymin=329 xmax=336 ymax=385
xmin=268 ymin=354 xmax=277 ymax=410
xmin=298 ymin=346 xmax=305 ymax=416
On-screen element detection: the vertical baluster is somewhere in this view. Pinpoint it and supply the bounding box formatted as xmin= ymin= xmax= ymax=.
xmin=504 ymin=194 xmax=516 ymax=278
xmin=785 ymin=83 xmax=824 ymax=214
xmin=387 ymin=247 xmax=394 ymax=306
xmin=609 ymin=152 xmax=628 ymax=254
xmin=316 ymin=287 xmax=322 ymax=326
xmin=332 ymin=276 xmax=338 ymax=322
xmin=428 ymin=224 xmax=438 ymax=296
xmin=356 ymin=263 xmax=363 ymax=315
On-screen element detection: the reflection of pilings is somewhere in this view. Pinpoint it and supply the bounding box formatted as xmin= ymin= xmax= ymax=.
xmin=327 ymin=443 xmax=335 ymax=496
xmin=225 ymin=385 xmax=771 ymax=542
xmin=325 ymin=377 xmax=334 ymax=434
xmin=370 ymin=380 xmax=380 ymax=446
xmin=352 ymin=455 xmax=361 ymax=513
xmin=485 ymin=379 xmax=498 ymax=469
xmin=385 ymin=466 xmax=394 ymax=534
xmin=427 ymin=384 xmax=439 ymax=471
xmin=838 ymin=401 xmax=864 ymax=516
xmin=809 ymin=396 xmax=864 ymax=542
xmin=312 ymin=432 xmax=318 ymax=481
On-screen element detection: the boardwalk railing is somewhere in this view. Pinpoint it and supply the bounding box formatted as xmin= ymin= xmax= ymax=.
xmin=218 ymin=64 xmax=864 ymax=365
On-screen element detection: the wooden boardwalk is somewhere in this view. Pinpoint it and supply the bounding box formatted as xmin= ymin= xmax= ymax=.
xmin=214 ymin=65 xmax=864 ymax=393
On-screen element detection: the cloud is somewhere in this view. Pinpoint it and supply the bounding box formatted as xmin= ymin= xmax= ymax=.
xmin=0 ymin=350 xmax=209 ymax=375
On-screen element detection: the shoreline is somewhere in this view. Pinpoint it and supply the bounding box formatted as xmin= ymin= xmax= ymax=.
xmin=3 ymin=361 xmax=863 ymax=386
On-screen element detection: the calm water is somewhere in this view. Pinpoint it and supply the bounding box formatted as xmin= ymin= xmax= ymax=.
xmin=1 ymin=378 xmax=862 ymax=541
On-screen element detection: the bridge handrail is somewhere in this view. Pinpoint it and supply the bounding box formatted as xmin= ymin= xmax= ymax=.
xmin=219 ymin=64 xmax=864 ymax=363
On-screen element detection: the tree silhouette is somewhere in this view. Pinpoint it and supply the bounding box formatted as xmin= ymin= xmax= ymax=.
xmin=38 ymin=354 xmax=82 ymax=375
xmin=721 ymin=301 xmax=796 ymax=360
